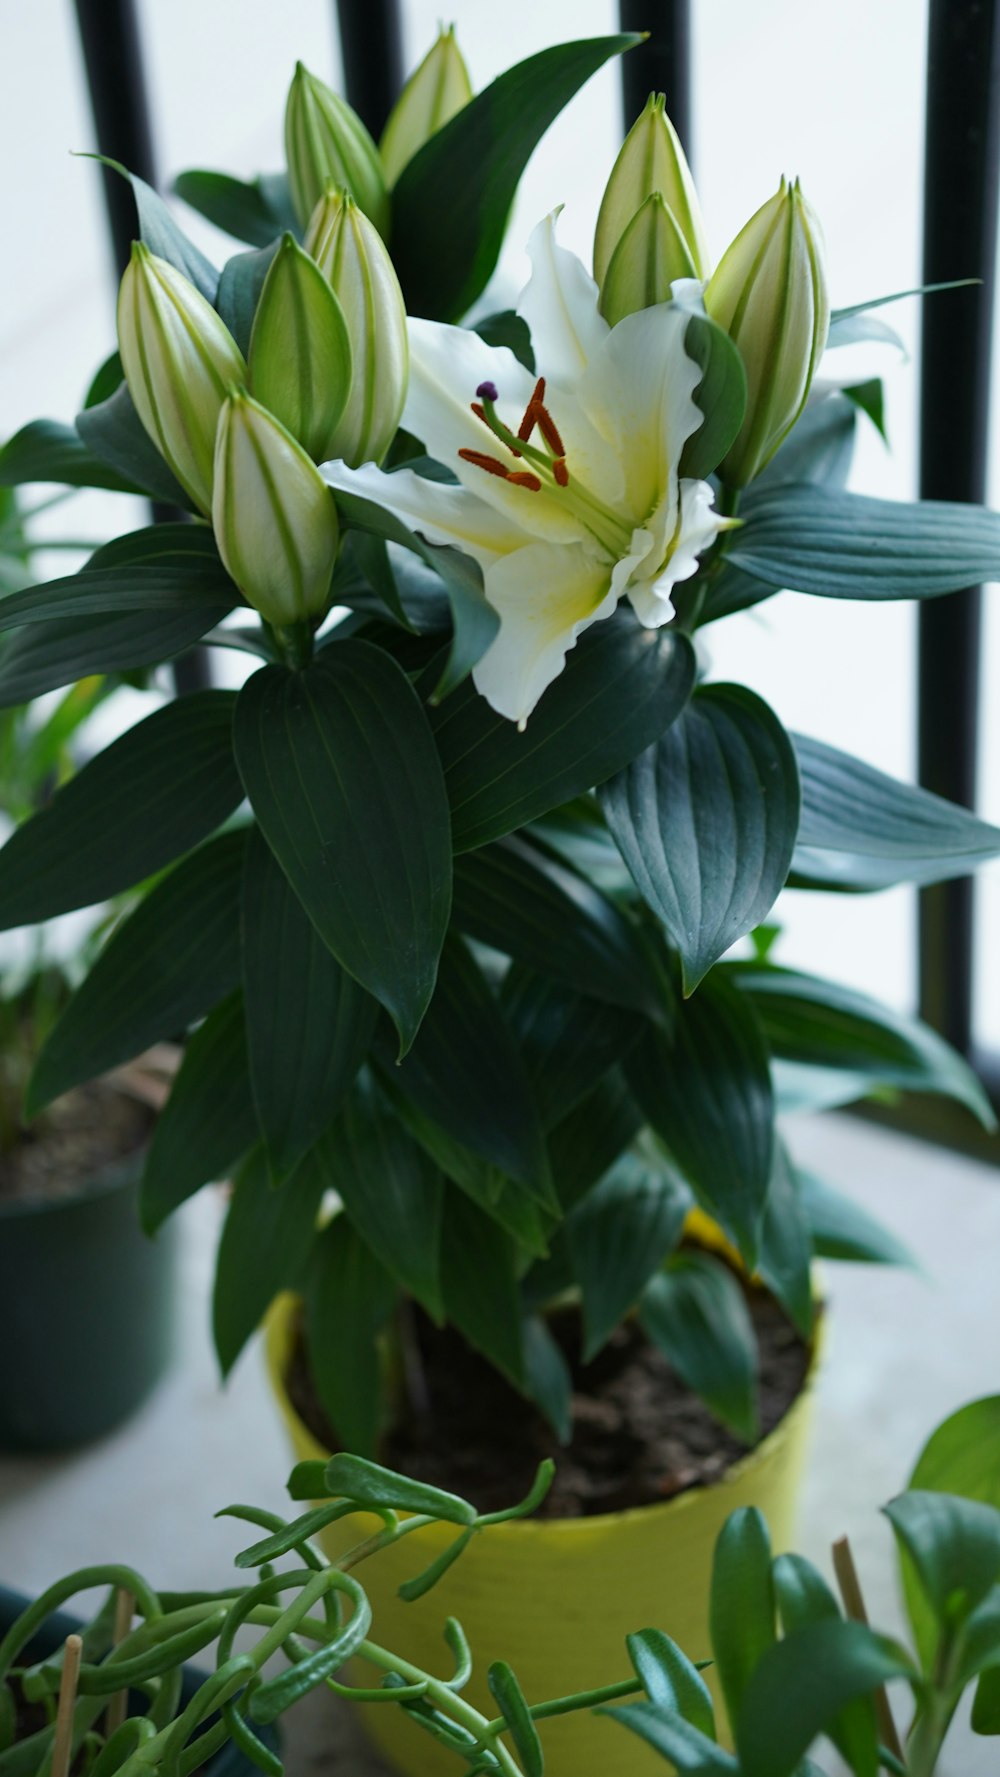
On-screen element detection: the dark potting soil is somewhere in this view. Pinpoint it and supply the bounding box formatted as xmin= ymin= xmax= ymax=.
xmin=0 ymin=1082 xmax=151 ymax=1208
xmin=286 ymin=1285 xmax=812 ymax=1519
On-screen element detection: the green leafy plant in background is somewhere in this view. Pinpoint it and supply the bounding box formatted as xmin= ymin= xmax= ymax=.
xmin=4 ymin=1398 xmax=999 ymax=1775
xmin=0 ymin=26 xmax=998 ymax=1459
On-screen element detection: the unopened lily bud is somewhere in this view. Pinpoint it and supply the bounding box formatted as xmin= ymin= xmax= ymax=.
xmin=117 ymin=242 xmax=246 ymax=515
xmin=285 ymin=62 xmax=388 ymax=237
xmin=212 ymin=389 xmax=339 ymax=627
xmin=599 ymin=192 xmax=698 ymax=326
xmin=594 ymin=93 xmax=708 ymax=288
xmin=379 ymin=25 xmax=473 ymax=187
xmin=305 ymin=191 xmax=408 ymax=467
xmin=705 ymin=177 xmax=829 ymax=487
xmin=248 ymin=234 xmax=353 ymax=463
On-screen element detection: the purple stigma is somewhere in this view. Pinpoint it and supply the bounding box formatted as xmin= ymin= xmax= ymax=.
xmin=476 ymin=381 xmax=499 ymax=402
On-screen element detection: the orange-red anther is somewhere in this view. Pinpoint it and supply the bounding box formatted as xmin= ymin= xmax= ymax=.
xmin=471 ymin=402 xmax=487 ymax=423
xmin=458 ymin=448 xmax=512 ymax=480
xmin=517 ymin=378 xmax=547 ymax=443
xmin=553 ymin=457 xmax=569 ymax=487
xmin=507 ymin=471 xmax=542 ymax=491
xmin=535 ymin=403 xmax=565 ymax=458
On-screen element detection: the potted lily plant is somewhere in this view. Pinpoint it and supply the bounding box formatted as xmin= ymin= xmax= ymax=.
xmin=1 ymin=22 xmax=999 ymax=1772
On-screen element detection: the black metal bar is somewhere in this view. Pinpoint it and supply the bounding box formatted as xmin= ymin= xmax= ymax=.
xmin=917 ymin=0 xmax=1000 ymax=1050
xmin=617 ymin=1 xmax=692 ymax=151
xmin=72 ymin=0 xmax=158 ymax=280
xmin=334 ymin=0 xmax=405 ymax=139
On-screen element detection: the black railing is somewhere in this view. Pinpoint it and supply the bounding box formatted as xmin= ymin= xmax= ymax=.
xmin=71 ymin=0 xmax=1000 ymax=1138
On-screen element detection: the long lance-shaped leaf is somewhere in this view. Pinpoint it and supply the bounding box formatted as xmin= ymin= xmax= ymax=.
xmin=790 ymin=730 xmax=1000 ymax=890
xmin=0 ymin=419 xmax=142 ymax=494
xmin=601 ymin=685 xmax=800 ymax=992
xmin=233 ymin=643 xmax=452 ymax=1055
xmin=0 ymin=525 xmax=234 ymax=631
xmin=28 ymin=830 xmax=247 ymax=1113
xmin=212 ymin=1146 xmax=326 ymax=1377
xmin=141 ymin=991 xmax=258 ymax=1232
xmin=76 ymin=384 xmax=195 ymax=509
xmin=730 ymin=484 xmax=1000 ymax=599
xmin=241 ymin=828 xmax=376 ymax=1176
xmin=0 ymin=691 xmax=242 ymax=928
xmin=391 ymin=34 xmax=643 ymax=321
xmin=435 ymin=615 xmax=696 ymax=853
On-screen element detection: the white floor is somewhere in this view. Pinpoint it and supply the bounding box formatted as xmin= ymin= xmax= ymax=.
xmin=1 ymin=1110 xmax=999 ymax=1774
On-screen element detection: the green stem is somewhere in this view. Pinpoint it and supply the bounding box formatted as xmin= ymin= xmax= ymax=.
xmin=355 ymin=1639 xmax=523 ymax=1777
xmin=483 ymin=1674 xmax=643 ymax=1733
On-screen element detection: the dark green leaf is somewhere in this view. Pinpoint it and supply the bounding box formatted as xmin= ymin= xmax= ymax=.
xmin=627 ymin=974 xmax=775 ymax=1267
xmin=709 ymin=1507 xmax=775 ymax=1727
xmin=215 ymin=240 xmax=282 ymax=358
xmin=736 ymin=1620 xmax=912 ymax=1777
xmin=731 ymin=485 xmax=1000 ymax=601
xmin=677 ymin=304 xmax=747 ymax=481
xmin=547 ymin=1070 xmax=644 ymax=1213
xmin=486 ymin=1664 xmax=543 ymax=1777
xmin=473 ymin=311 xmax=535 ymax=370
xmin=909 ymin=1396 xmax=1000 ymax=1506
xmin=569 ymin=1149 xmax=690 ymax=1360
xmin=755 ymin=1142 xmax=814 ymax=1337
xmin=212 ymin=1146 xmax=325 ymax=1375
xmin=452 ymin=834 xmax=663 ymax=1017
xmin=440 ymin=1186 xmax=525 ymax=1386
xmin=334 ymin=487 xmax=497 ymax=699
xmin=729 ymin=962 xmax=994 ymax=1127
xmin=299 ymin=1075 xmax=443 ymax=1317
xmin=379 ymin=935 xmax=550 ymax=1199
xmin=771 ymin=1555 xmax=878 ymax=1777
xmin=435 ymin=616 xmax=696 ymax=852
xmin=626 ymin=1628 xmax=715 ymax=1736
xmin=141 ymin=992 xmax=257 ymax=1232
xmin=790 ymin=731 xmax=1000 ymax=890
xmin=303 ymin=1221 xmax=398 ymax=1458
xmin=392 ymin=34 xmax=642 ymax=321
xmin=600 ymin=1702 xmax=736 ymax=1773
xmin=0 ymin=526 xmax=234 ymax=633
xmin=844 ymin=378 xmax=886 ymax=439
xmin=522 ymin=1316 xmax=572 ymax=1442
xmin=0 ymin=603 xmax=232 ymax=707
xmin=29 ymin=830 xmax=246 ymax=1112
xmin=886 ymin=1490 xmax=1000 ymax=1643
xmin=174 ymin=169 xmax=292 ymax=248
xmin=89 ymin=154 xmax=219 ymax=299
xmin=600 ymin=685 xmax=800 ymax=992
xmin=320 ymin=1452 xmax=475 ymax=1525
xmin=752 ymin=394 xmax=857 ymax=494
xmin=0 ymin=419 xmax=141 ymax=494
xmin=641 ymin=1253 xmax=759 ymax=1442
xmin=233 ymin=644 xmax=452 ymax=1054
xmin=241 ymin=828 xmax=376 ymax=1175
xmin=973 ymin=1663 xmax=1000 ymax=1734
xmin=503 ymin=968 xmax=645 ymax=1133
xmin=0 ymin=691 xmax=241 ymax=928
xmin=83 ymin=351 xmax=124 ymax=409
xmin=76 ymin=384 xmax=194 ymax=509
xmin=797 ymin=1170 xmax=914 ymax=1267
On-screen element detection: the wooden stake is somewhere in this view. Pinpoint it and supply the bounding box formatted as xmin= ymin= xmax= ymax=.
xmin=104 ymin=1588 xmax=134 ymax=1738
xmin=51 ymin=1634 xmax=83 ymax=1777
xmin=832 ymin=1535 xmax=905 ymax=1764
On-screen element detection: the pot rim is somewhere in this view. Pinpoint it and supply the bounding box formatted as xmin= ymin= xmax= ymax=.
xmin=264 ymin=1287 xmax=825 ymax=1538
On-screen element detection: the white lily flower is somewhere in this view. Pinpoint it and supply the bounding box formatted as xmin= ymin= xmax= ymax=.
xmin=320 ymin=214 xmax=725 ymax=726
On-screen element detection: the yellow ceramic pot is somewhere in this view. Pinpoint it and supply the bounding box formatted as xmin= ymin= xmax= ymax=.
xmin=265 ymin=1293 xmax=821 ymax=1777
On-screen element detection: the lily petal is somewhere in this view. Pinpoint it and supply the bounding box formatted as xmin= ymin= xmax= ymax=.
xmin=320 ymin=458 xmax=524 ymax=569
xmin=578 ymin=302 xmax=703 ymax=534
xmin=517 ymin=212 xmax=609 ymax=387
xmin=627 ymin=477 xmax=721 ymax=625
xmin=473 ymin=540 xmax=617 ymax=726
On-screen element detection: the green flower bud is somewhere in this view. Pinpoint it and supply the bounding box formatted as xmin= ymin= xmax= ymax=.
xmin=593 ymin=93 xmax=709 ymax=288
xmin=116 ymin=242 xmax=246 ymax=516
xmin=212 ymin=389 xmax=339 ymax=627
xmin=284 ymin=61 xmax=388 ymax=237
xmin=705 ymin=177 xmax=830 ymax=487
xmin=248 ymin=233 xmax=353 ymax=462
xmin=379 ymin=24 xmax=473 ymax=188
xmin=305 ymin=190 xmax=408 ymax=467
xmin=599 ymin=191 xmax=698 ymax=326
